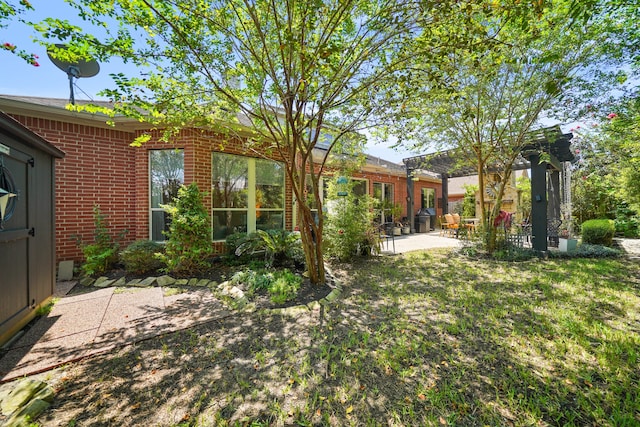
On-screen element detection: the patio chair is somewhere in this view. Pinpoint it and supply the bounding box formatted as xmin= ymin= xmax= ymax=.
xmin=377 ymin=222 xmax=395 ymax=253
xmin=462 ymin=217 xmax=478 ymax=237
xmin=444 ymin=213 xmax=460 ymax=237
xmin=439 ymin=215 xmax=453 ymax=236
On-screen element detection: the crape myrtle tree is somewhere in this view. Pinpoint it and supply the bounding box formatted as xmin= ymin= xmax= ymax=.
xmin=31 ymin=0 xmax=486 ymax=284
xmin=568 ymin=1 xmax=640 ymax=219
xmin=385 ymin=1 xmax=614 ymax=252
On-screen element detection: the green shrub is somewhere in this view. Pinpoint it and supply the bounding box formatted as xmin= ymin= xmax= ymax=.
xmin=269 ymin=269 xmax=302 ymax=305
xmin=120 ymin=240 xmax=164 ymax=274
xmin=581 ymin=219 xmax=615 ymax=246
xmin=252 ymin=272 xmax=274 ymax=292
xmin=79 ymin=205 xmax=121 ymax=276
xmin=225 ymin=232 xmax=247 ymax=255
xmin=323 ymin=177 xmax=377 ymax=262
xmin=82 ymin=244 xmax=118 ymax=276
xmin=231 ymin=268 xmax=301 ymax=304
xmin=615 ymin=216 xmax=639 ymax=238
xmin=231 ymin=269 xmax=273 ymax=294
xmin=234 ymin=229 xmax=303 ymax=267
xmin=158 ymin=183 xmax=212 ymax=274
xmin=613 ymin=203 xmax=639 ymax=238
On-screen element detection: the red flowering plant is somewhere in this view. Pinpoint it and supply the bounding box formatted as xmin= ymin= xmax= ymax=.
xmin=1 ymin=1 xmax=39 ymax=66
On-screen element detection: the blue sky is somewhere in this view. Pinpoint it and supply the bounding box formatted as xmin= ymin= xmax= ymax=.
xmin=0 ymin=0 xmax=419 ymax=163
xmin=0 ymin=1 xmax=141 ymax=100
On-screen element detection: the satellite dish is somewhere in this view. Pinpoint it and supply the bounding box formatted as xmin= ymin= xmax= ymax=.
xmin=47 ymin=44 xmax=100 ymax=105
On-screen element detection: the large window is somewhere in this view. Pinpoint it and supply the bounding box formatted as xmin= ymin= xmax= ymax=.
xmin=150 ymin=149 xmax=184 ymax=241
xmin=373 ymin=182 xmax=394 ymax=222
xmin=212 ymin=153 xmax=284 ymax=240
xmin=256 ymin=158 xmax=285 ymax=231
xmin=421 ymin=187 xmax=435 ymax=209
xmin=352 ymin=178 xmax=368 ymax=198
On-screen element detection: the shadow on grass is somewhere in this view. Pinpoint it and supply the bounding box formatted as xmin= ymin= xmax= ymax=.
xmin=35 ymin=249 xmax=640 ymax=426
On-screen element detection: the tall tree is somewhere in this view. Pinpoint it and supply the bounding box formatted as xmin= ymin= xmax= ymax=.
xmin=32 ymin=0 xmax=532 ymax=282
xmin=574 ymin=101 xmax=640 ymax=218
xmin=391 ymin=2 xmax=614 ymax=252
xmin=32 ymin=0 xmax=464 ymax=284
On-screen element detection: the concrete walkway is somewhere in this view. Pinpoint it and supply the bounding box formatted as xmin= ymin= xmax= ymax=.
xmin=0 ymin=285 xmax=229 ymax=382
xmin=380 ymin=230 xmax=463 ymax=254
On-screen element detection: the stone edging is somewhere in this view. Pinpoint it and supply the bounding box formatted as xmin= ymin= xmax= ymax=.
xmin=79 ymin=266 xmax=344 ymax=316
xmin=0 ymin=378 xmax=54 ymax=426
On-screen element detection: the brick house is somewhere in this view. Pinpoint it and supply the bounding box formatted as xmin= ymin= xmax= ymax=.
xmin=0 ymin=95 xmax=442 ymax=264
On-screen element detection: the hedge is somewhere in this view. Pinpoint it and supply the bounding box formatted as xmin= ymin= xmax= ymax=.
xmin=581 ymin=219 xmax=615 ymax=247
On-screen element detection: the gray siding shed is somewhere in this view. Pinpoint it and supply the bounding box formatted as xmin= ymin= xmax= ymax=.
xmin=0 ymin=111 xmax=64 ymax=346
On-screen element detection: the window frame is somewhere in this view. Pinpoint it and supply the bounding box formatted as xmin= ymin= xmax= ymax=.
xmin=373 ymin=181 xmax=394 ymax=223
xmin=211 ymin=152 xmax=285 ymax=241
xmin=149 ymin=149 xmax=185 ymax=242
xmin=421 ymin=187 xmax=436 ymax=209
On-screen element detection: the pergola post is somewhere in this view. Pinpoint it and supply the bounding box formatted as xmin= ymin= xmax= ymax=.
xmin=529 ymin=153 xmax=548 ymax=252
xmin=407 ymin=168 xmax=415 ymax=233
xmin=547 ymin=169 xmax=562 ymax=247
xmin=441 ymin=173 xmax=449 ymax=215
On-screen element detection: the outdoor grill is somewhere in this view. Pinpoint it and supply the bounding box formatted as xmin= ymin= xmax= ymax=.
xmin=414 ymin=208 xmax=436 ymax=233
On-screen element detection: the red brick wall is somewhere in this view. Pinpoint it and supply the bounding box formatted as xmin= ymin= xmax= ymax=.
xmin=140 ymin=129 xmax=291 ymax=253
xmin=10 ymin=113 xmax=441 ymax=263
xmin=8 ymin=117 xmax=296 ymax=262
xmin=363 ymin=174 xmax=441 ymax=219
xmin=358 ymin=171 xmax=407 ymax=212
xmin=10 ymin=115 xmax=137 ymax=262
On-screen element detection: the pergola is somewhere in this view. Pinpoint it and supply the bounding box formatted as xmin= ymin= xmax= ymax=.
xmin=402 ymin=125 xmax=574 ymax=251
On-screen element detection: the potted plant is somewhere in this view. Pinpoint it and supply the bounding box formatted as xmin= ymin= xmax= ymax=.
xmin=391 ymin=203 xmax=404 ymax=236
xmin=558 ymin=225 xmax=578 ymax=252
xmin=401 ymin=218 xmax=411 ymax=235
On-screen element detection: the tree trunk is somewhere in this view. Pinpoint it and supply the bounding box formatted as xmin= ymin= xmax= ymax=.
xmin=476 ymin=163 xmax=496 ymax=252
xmin=297 ymin=198 xmax=326 ymax=285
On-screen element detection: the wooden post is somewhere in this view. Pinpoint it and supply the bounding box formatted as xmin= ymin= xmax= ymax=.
xmin=441 ymin=173 xmax=449 ymax=215
xmin=407 ymin=168 xmax=415 ymax=233
xmin=529 ymin=153 xmax=548 ymax=252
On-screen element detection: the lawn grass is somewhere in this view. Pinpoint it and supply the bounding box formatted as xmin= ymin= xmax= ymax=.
xmin=40 ymin=249 xmax=640 ymax=426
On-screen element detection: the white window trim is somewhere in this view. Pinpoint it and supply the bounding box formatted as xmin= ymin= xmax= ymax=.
xmin=211 ymin=154 xmax=285 ymax=241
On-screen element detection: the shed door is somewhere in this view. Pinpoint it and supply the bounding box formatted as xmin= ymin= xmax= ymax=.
xmin=0 ymin=146 xmax=34 ymax=329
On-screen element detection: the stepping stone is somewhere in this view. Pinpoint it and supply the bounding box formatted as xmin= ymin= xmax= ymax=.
xmin=139 ymin=277 xmax=157 ymax=287
xmin=112 ymin=277 xmax=127 ymax=287
xmin=0 ymin=378 xmax=48 ymax=414
xmin=195 ymin=279 xmax=210 ymax=287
